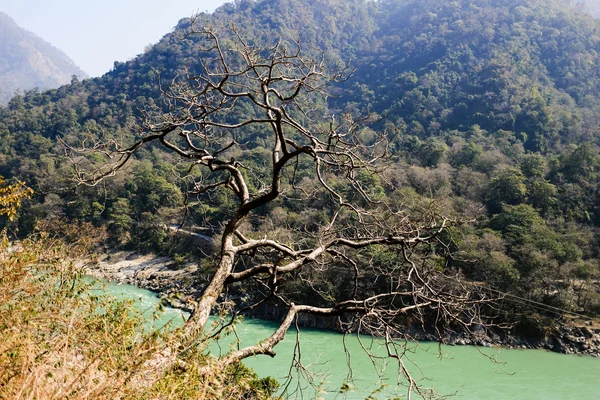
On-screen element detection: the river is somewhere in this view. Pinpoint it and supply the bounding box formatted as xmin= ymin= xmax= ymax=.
xmin=98 ymin=280 xmax=600 ymax=399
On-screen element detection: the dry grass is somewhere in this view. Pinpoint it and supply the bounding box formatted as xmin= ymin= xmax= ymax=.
xmin=0 ymin=227 xmax=278 ymax=400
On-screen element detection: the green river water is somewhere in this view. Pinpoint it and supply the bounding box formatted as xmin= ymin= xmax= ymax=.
xmin=98 ymin=280 xmax=600 ymax=399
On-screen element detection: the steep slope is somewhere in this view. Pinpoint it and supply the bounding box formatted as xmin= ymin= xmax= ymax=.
xmin=0 ymin=12 xmax=87 ymax=105
xmin=1 ymin=0 xmax=600 ymax=322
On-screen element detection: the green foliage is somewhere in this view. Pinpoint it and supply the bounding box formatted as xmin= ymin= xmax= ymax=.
xmin=107 ymin=197 xmax=133 ymax=245
xmin=418 ymin=137 xmax=448 ymax=167
xmin=486 ymin=168 xmax=527 ymax=214
xmin=129 ymin=212 xmax=171 ymax=252
xmin=1 ymin=0 xmax=600 ymax=323
xmin=521 ymin=153 xmax=547 ymax=178
xmin=456 ymin=229 xmax=520 ymax=287
xmin=489 ymin=204 xmax=545 ymax=238
xmin=125 ymin=161 xmax=183 ymax=216
xmin=527 ymin=178 xmax=558 ymax=214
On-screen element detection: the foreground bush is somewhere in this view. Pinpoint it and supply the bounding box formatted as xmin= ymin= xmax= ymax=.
xmin=0 ymin=228 xmax=278 ymax=399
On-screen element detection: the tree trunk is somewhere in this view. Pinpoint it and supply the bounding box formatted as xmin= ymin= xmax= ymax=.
xmin=185 ymin=234 xmax=236 ymax=331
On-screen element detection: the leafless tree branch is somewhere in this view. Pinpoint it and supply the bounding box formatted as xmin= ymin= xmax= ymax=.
xmin=66 ymin=26 xmax=499 ymax=399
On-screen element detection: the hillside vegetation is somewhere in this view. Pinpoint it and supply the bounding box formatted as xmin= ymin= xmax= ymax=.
xmin=1 ymin=0 xmax=600 ymax=327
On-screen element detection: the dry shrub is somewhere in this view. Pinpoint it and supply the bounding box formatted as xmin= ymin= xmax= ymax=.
xmin=0 ymin=227 xmax=278 ymax=400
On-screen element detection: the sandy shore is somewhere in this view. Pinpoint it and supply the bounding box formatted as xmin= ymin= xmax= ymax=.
xmin=85 ymin=251 xmax=198 ymax=295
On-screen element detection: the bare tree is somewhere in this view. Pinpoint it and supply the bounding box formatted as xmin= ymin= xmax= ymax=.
xmin=67 ymin=26 xmax=497 ymax=398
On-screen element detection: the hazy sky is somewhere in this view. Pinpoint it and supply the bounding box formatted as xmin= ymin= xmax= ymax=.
xmin=0 ymin=0 xmax=230 ymax=77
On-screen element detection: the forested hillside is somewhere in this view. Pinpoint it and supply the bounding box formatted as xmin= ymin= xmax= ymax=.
xmin=1 ymin=0 xmax=600 ymax=325
xmin=0 ymin=12 xmax=87 ymax=105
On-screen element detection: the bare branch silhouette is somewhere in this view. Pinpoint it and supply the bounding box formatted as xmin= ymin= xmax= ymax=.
xmin=66 ymin=26 xmax=498 ymax=398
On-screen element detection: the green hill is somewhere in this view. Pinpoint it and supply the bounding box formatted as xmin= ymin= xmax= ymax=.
xmin=1 ymin=0 xmax=599 ymax=322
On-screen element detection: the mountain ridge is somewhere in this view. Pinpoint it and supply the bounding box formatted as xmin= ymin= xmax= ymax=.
xmin=0 ymin=11 xmax=87 ymax=105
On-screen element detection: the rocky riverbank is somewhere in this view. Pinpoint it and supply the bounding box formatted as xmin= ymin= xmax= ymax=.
xmin=427 ymin=322 xmax=600 ymax=357
xmin=86 ymin=251 xmax=201 ymax=308
xmin=86 ymin=251 xmax=600 ymax=357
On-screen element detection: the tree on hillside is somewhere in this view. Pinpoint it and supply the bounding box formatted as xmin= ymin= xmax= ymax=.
xmin=68 ymin=27 xmax=497 ymax=398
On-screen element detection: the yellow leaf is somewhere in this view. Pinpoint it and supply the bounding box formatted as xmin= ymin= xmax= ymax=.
xmin=0 ymin=177 xmax=33 ymax=220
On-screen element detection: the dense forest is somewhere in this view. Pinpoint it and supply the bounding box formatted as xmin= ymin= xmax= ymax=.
xmin=2 ymin=0 xmax=600 ymax=329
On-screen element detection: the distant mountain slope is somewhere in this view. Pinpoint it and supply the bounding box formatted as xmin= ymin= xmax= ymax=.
xmin=0 ymin=12 xmax=87 ymax=105
xmin=574 ymin=0 xmax=600 ymax=17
